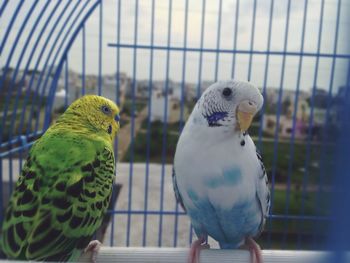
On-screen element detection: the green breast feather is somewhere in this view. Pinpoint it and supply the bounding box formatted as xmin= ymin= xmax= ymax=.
xmin=0 ymin=129 xmax=115 ymax=261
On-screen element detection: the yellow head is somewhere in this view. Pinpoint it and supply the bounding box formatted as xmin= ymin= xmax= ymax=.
xmin=64 ymin=95 xmax=120 ymax=140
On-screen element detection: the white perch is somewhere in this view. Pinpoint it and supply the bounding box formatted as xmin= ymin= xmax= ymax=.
xmin=77 ymin=247 xmax=350 ymax=263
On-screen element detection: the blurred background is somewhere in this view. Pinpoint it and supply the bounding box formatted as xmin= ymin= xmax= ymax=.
xmin=0 ymin=0 xmax=349 ymax=253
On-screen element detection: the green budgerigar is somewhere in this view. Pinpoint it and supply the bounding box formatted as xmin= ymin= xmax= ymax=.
xmin=0 ymin=95 xmax=120 ymax=261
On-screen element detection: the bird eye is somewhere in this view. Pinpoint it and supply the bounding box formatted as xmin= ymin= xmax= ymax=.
xmin=222 ymin=87 xmax=232 ymax=97
xmin=101 ymin=106 xmax=111 ymax=114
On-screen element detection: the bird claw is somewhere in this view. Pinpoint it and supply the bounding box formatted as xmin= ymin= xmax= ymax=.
xmin=245 ymin=237 xmax=263 ymax=263
xmin=188 ymin=237 xmax=209 ymax=263
xmin=84 ymin=240 xmax=102 ymax=263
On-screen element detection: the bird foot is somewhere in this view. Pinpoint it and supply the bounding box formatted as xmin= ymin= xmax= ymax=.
xmin=84 ymin=240 xmax=102 ymax=263
xmin=188 ymin=236 xmax=210 ymax=263
xmin=244 ymin=237 xmax=263 ymax=263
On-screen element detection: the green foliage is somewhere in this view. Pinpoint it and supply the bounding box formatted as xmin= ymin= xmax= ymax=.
xmin=122 ymin=117 xmax=335 ymax=248
xmin=258 ymin=140 xmax=335 ymax=186
xmin=124 ymin=119 xmax=335 ymax=188
xmin=123 ymin=122 xmax=179 ymax=163
xmin=141 ymin=120 xmax=183 ymax=133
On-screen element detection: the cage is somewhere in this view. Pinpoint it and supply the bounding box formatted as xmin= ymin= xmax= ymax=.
xmin=0 ymin=0 xmax=350 ymax=262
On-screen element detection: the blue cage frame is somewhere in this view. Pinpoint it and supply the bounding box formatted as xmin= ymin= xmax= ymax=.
xmin=0 ymin=0 xmax=349 ymax=252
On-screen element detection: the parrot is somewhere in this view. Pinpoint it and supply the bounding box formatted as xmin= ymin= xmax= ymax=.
xmin=0 ymin=95 xmax=120 ymax=261
xmin=172 ymin=80 xmax=270 ymax=263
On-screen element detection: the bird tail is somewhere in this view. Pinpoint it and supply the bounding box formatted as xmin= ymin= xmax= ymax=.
xmin=0 ymin=240 xmax=7 ymax=259
xmin=0 ymin=251 xmax=6 ymax=259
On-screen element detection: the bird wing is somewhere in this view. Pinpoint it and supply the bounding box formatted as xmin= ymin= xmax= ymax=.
xmin=1 ymin=132 xmax=115 ymax=261
xmin=172 ymin=167 xmax=186 ymax=212
xmin=255 ymin=150 xmax=270 ymax=235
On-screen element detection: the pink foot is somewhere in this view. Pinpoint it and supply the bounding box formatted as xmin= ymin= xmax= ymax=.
xmin=245 ymin=237 xmax=263 ymax=263
xmin=84 ymin=240 xmax=102 ymax=263
xmin=188 ymin=236 xmax=210 ymax=263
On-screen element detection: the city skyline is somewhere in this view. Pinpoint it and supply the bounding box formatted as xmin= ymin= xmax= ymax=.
xmin=1 ymin=0 xmax=349 ymax=93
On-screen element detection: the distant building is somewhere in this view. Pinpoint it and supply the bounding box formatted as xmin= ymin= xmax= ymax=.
xmin=1 ymin=68 xmax=31 ymax=97
xmin=150 ymin=87 xmax=189 ymax=123
xmin=103 ymin=72 xmax=129 ymax=93
xmin=53 ymin=70 xmax=129 ymax=110
xmin=262 ymin=86 xmax=341 ymax=140
xmin=185 ymin=81 xmax=213 ymax=101
xmin=264 ymin=87 xmax=310 ymax=107
xmin=134 ymin=79 xmax=185 ymax=100
xmin=310 ymin=88 xmax=329 ymax=109
xmin=101 ymin=72 xmax=129 ymax=107
xmin=135 ymin=80 xmax=154 ymax=99
xmin=263 ymin=98 xmax=310 ymax=139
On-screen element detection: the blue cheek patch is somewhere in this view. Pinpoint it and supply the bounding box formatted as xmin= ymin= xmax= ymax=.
xmin=115 ymin=114 xmax=120 ymax=122
xmin=204 ymin=167 xmax=242 ymax=188
xmin=204 ymin=112 xmax=228 ymax=127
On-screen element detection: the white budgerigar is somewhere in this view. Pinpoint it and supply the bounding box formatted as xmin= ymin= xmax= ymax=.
xmin=173 ymin=80 xmax=270 ymax=263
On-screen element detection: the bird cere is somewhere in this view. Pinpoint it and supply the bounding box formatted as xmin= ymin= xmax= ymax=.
xmin=173 ymin=80 xmax=270 ymax=263
xmin=0 ymin=95 xmax=120 ymax=262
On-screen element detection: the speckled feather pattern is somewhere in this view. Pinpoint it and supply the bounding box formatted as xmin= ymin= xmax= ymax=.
xmin=0 ymin=95 xmax=119 ymax=261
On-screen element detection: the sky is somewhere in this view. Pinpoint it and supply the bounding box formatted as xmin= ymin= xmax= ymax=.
xmin=1 ymin=0 xmax=349 ymax=92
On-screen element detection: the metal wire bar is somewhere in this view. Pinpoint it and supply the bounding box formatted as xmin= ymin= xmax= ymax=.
xmin=0 ymin=0 xmax=9 ymax=17
xmin=326 ymin=62 xmax=350 ymax=259
xmin=98 ymin=1 xmax=103 ymax=96
xmin=283 ymin=0 xmax=309 ymax=249
xmin=106 ymin=210 xmax=332 ymax=222
xmin=313 ymin=0 xmax=342 ymax=249
xmin=38 ymin=1 xmax=93 ymax=132
xmin=107 ymin=43 xmax=350 ymax=59
xmin=82 ymin=25 xmax=86 ymax=95
xmin=111 ymin=0 xmax=122 ymax=247
xmin=267 ymin=0 xmax=292 ymax=247
xmin=23 ymin=0 xmax=80 ymax=136
xmin=173 ymin=0 xmax=190 ymax=247
xmin=143 ymin=0 xmax=156 ymax=247
xmin=231 ymin=0 xmax=239 ymax=78
xmin=247 ymin=0 xmax=257 ymax=81
xmin=257 ymin=0 xmax=275 ymax=247
xmin=0 ymin=1 xmax=39 ymax=200
xmin=299 ymin=0 xmax=326 ymax=249
xmin=0 ymin=158 xmax=3 ymax=222
xmin=44 ymin=0 xmax=102 ymax=134
xmin=4 ymin=1 xmax=50 ymax=145
xmin=214 ymin=0 xmax=222 ymax=82
xmin=159 ymin=0 xmax=173 ymax=247
xmin=126 ymin=0 xmax=139 ymax=247
xmin=0 ymin=140 xmax=37 ymax=158
xmin=191 ymin=0 xmax=207 ymax=243
xmin=196 ymin=0 xmax=206 ymax=100
xmin=0 ymin=131 xmax=42 ymax=150
xmin=14 ymin=1 xmax=63 ymax=142
xmin=0 ymin=0 xmax=24 ymax=56
xmin=65 ymin=57 xmax=69 ymax=109
xmin=0 ymin=0 xmax=38 ymax=143
xmin=257 ymin=0 xmax=274 ymax=151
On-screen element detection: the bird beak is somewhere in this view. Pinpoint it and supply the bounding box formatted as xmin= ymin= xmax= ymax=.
xmin=237 ymin=100 xmax=258 ymax=132
xmin=114 ymin=114 xmax=121 ymax=133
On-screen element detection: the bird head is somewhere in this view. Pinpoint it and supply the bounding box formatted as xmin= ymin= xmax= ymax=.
xmin=195 ymin=80 xmax=263 ymax=133
xmin=64 ymin=95 xmax=120 ymax=140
